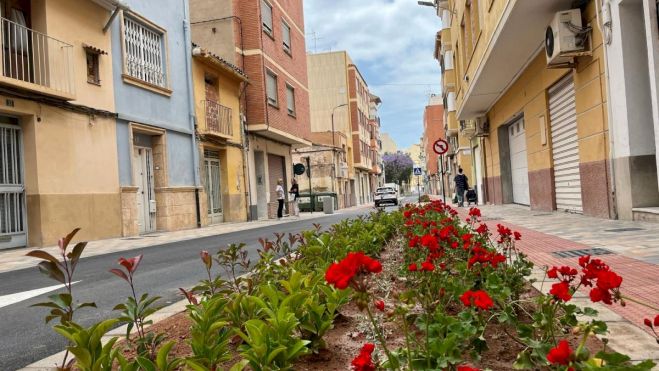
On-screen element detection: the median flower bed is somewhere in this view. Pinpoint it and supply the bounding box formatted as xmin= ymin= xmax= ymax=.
xmin=27 ymin=201 xmax=659 ymax=370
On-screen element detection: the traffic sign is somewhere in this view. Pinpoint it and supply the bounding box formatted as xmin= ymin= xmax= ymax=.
xmin=413 ymin=167 xmax=423 ymax=176
xmin=293 ymin=163 xmax=306 ymax=176
xmin=433 ymin=139 xmax=449 ymax=155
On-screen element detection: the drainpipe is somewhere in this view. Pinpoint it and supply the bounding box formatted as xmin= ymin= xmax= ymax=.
xmin=595 ymin=0 xmax=618 ymax=219
xmin=102 ymin=0 xmax=130 ymax=33
xmin=183 ymin=0 xmax=202 ymax=227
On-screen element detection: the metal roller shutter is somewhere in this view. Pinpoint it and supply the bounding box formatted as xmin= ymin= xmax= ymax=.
xmin=549 ymin=74 xmax=583 ymax=213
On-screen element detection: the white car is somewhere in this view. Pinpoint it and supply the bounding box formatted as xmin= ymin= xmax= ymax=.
xmin=374 ymin=186 xmax=399 ymax=207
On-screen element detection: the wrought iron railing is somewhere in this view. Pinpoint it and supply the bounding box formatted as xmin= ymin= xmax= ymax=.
xmin=203 ymin=100 xmax=233 ymax=137
xmin=0 ymin=17 xmax=75 ymax=96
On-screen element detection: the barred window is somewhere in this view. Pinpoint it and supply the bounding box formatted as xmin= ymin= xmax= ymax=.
xmin=123 ymin=15 xmax=167 ymax=88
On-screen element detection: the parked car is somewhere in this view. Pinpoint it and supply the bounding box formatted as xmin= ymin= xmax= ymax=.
xmin=374 ymin=186 xmax=399 ymax=207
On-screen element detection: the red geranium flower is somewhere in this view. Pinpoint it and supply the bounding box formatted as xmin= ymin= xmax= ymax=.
xmin=457 ymin=366 xmax=480 ymax=371
xmin=513 ymin=231 xmax=522 ymax=240
xmin=655 ymin=314 xmax=659 ymax=327
xmin=460 ymin=290 xmax=494 ymax=310
xmin=408 ymin=263 xmax=418 ymax=272
xmin=550 ymin=281 xmax=572 ymax=302
xmin=645 ymin=318 xmax=653 ymax=328
xmin=421 ymin=261 xmax=435 ymax=272
xmin=351 ymin=343 xmax=376 ymax=371
xmin=374 ymin=300 xmax=385 ymax=312
xmin=476 ymin=224 xmax=488 ymax=235
xmin=468 ymin=207 xmax=481 ymax=218
xmin=547 ymin=340 xmax=573 ymax=366
xmin=325 ymin=252 xmax=382 ymax=290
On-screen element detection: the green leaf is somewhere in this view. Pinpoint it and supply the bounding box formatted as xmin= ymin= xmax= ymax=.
xmin=37 ymin=261 xmax=66 ymax=283
xmin=156 ymin=341 xmax=175 ymax=369
xmin=136 ymin=356 xmax=156 ymax=371
xmin=230 ymin=359 xmax=250 ymax=371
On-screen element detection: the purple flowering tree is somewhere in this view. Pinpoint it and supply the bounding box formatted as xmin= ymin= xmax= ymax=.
xmin=383 ymin=152 xmax=413 ymax=186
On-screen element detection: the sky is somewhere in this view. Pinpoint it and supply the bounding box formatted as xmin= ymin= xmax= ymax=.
xmin=303 ymin=0 xmax=442 ymax=150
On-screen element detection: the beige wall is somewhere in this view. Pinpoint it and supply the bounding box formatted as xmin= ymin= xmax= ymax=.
xmin=40 ymin=0 xmax=115 ymax=111
xmin=189 ymin=0 xmax=236 ymax=64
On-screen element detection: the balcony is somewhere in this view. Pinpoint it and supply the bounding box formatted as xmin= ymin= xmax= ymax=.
xmin=0 ymin=17 xmax=75 ymax=100
xmin=202 ymin=100 xmax=233 ymax=138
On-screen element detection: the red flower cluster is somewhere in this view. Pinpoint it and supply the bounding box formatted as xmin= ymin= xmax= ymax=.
xmin=351 ymin=343 xmax=376 ymax=371
xmin=374 ymin=300 xmax=385 ymax=312
xmin=546 ymin=340 xmax=574 ymax=366
xmin=643 ymin=315 xmax=659 ymax=329
xmin=549 ymin=281 xmax=572 ymax=302
xmin=579 ymin=256 xmax=623 ymax=305
xmin=460 ymin=290 xmax=494 ymax=311
xmin=408 ymin=263 xmax=418 ymax=272
xmin=457 ymin=365 xmax=480 ymax=371
xmin=468 ymin=246 xmax=506 ymax=269
xmin=325 ymin=252 xmax=382 ymax=290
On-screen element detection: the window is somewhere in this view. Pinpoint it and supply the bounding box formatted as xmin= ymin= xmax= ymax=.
xmin=282 ymin=21 xmax=291 ymax=54
xmin=123 ymin=15 xmax=167 ymax=88
xmin=266 ymin=70 xmax=278 ymax=106
xmin=286 ymin=84 xmax=295 ymax=115
xmin=86 ymin=50 xmax=100 ymax=85
xmin=261 ymin=0 xmax=273 ymax=35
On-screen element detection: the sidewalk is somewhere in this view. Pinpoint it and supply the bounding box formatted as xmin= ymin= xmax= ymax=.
xmin=0 ymin=205 xmax=371 ymax=274
xmin=458 ymin=205 xmax=659 ymax=344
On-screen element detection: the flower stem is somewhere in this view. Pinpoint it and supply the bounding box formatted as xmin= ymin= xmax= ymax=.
xmin=401 ymin=311 xmax=413 ymax=371
xmin=365 ymin=305 xmax=398 ymax=370
xmin=622 ymin=295 xmax=659 ymax=312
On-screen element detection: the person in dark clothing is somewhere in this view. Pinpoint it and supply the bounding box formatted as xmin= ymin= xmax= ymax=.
xmin=289 ymin=179 xmax=300 ymax=217
xmin=454 ymin=168 xmax=469 ymax=207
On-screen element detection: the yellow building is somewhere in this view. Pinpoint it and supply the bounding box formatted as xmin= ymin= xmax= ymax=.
xmin=191 ymin=46 xmax=249 ymax=223
xmin=433 ymin=0 xmax=611 ymax=217
xmin=0 ymin=0 xmax=121 ymax=248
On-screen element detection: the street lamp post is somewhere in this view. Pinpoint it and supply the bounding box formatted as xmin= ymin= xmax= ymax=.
xmin=331 ymin=103 xmax=348 ymax=196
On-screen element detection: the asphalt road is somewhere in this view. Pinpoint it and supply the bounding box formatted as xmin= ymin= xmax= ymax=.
xmin=0 ymin=200 xmax=410 ymax=370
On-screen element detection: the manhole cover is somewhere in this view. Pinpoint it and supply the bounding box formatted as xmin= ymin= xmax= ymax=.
xmin=604 ymin=228 xmax=645 ymax=232
xmin=552 ymin=248 xmax=613 ymax=259
xmin=122 ymin=237 xmax=143 ymax=241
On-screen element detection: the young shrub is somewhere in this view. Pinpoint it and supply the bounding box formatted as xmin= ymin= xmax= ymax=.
xmin=186 ymin=296 xmax=232 ymax=371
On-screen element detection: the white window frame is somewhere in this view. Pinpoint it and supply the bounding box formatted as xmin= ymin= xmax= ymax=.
xmin=266 ymin=69 xmax=278 ymax=106
xmin=285 ymin=83 xmax=296 ymax=116
xmin=261 ymin=0 xmax=273 ymax=35
xmin=282 ymin=20 xmax=292 ymax=55
xmin=121 ymin=12 xmax=169 ymax=91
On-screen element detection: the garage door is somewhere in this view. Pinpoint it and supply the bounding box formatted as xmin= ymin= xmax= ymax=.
xmin=549 ymin=74 xmax=582 ymax=213
xmin=509 ymin=118 xmax=530 ymax=205
xmin=268 ymin=154 xmax=286 ymax=202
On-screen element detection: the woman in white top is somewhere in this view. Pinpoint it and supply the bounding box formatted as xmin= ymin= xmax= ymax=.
xmin=275 ymin=179 xmax=285 ymax=219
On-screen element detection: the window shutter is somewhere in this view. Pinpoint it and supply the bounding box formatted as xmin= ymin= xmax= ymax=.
xmin=286 ymin=85 xmax=295 ymax=114
xmin=261 ymin=0 xmax=273 ymax=32
xmin=266 ymin=72 xmax=277 ymax=104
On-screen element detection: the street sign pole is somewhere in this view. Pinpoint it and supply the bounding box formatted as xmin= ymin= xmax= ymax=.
xmin=305 ymin=156 xmax=313 ymax=214
xmin=440 ymin=154 xmax=446 ymax=202
xmin=417 ymin=175 xmax=421 ymax=204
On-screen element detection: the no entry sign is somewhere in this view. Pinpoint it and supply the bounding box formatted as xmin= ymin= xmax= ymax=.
xmin=433 ymin=139 xmax=449 ymax=155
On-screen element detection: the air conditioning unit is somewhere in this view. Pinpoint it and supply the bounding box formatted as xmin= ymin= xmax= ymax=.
xmin=475 ymin=117 xmax=489 ymax=137
xmin=460 ymin=120 xmax=476 ymax=137
xmin=545 ymin=9 xmax=589 ymax=66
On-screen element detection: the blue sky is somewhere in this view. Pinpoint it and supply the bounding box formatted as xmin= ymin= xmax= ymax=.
xmin=304 ymin=0 xmax=442 ymax=149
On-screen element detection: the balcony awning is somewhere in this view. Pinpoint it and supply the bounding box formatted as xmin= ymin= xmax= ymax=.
xmin=83 ymin=44 xmax=108 ymax=55
xmin=458 ymin=0 xmax=573 ymax=120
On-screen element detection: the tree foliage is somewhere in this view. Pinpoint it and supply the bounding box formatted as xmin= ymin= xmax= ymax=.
xmin=383 ymin=152 xmax=413 ymax=186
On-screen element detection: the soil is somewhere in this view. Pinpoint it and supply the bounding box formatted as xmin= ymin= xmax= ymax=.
xmin=114 ymin=238 xmax=606 ymax=370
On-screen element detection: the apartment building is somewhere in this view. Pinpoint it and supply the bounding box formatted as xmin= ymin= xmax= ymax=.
xmin=0 ymin=0 xmax=122 ymax=248
xmin=191 ymin=45 xmax=249 ymax=224
xmin=422 ymin=95 xmax=446 ymax=196
xmin=297 ymin=51 xmax=378 ymax=208
xmin=189 ymin=0 xmax=311 ymax=220
xmin=429 ymin=0 xmax=611 ymax=217
xmin=106 ymin=1 xmax=201 ymax=236
xmin=433 ymin=22 xmax=473 ymax=199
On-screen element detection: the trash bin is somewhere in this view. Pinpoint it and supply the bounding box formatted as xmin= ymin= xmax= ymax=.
xmin=323 ymin=197 xmax=334 ymax=214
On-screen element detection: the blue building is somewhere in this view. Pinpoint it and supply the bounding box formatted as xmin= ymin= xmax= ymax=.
xmin=106 ymin=0 xmax=200 ymax=235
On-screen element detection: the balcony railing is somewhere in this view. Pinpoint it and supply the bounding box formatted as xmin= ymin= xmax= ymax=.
xmin=203 ymin=100 xmax=233 ymax=137
xmin=0 ymin=17 xmax=75 ymax=98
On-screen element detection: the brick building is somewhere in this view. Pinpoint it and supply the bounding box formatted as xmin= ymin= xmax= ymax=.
xmin=189 ymin=0 xmax=311 ymax=219
xmin=422 ymin=95 xmax=445 ymax=196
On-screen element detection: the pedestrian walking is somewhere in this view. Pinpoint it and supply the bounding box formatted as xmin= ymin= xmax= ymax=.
xmin=289 ymin=178 xmax=300 ymax=217
xmin=454 ymin=168 xmax=469 ymax=207
xmin=276 ymin=179 xmax=285 ymax=219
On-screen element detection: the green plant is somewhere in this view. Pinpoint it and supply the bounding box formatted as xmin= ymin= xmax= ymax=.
xmin=115 ymin=341 xmax=183 ymax=371
xmin=215 ymin=243 xmax=251 ymax=293
xmin=186 ymin=296 xmax=232 ymax=371
xmin=110 ymin=255 xmax=164 ymax=360
xmin=27 ymin=228 xmax=96 ymax=369
xmin=53 ymin=319 xmax=120 ymax=371
xmin=234 ymin=291 xmax=310 ymax=370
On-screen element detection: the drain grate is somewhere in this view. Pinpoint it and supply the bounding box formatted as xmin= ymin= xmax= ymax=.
xmin=604 ymin=227 xmax=645 ymax=232
xmin=122 ymin=237 xmax=143 ymax=241
xmin=552 ymin=248 xmax=613 ymax=259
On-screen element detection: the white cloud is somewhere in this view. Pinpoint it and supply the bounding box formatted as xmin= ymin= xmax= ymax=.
xmin=304 ymin=0 xmax=442 ymax=148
